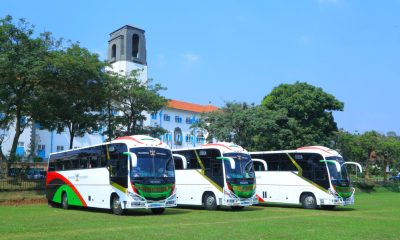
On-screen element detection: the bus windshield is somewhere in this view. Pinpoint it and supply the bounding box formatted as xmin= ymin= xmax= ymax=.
xmin=130 ymin=147 xmax=175 ymax=179
xmin=223 ymin=153 xmax=255 ymax=179
xmin=326 ymin=156 xmax=350 ymax=186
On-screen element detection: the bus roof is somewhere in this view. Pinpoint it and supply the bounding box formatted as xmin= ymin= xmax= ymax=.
xmin=49 ymin=135 xmax=169 ymax=157
xmin=250 ymin=146 xmax=342 ymax=158
xmin=172 ymin=142 xmax=248 ymax=154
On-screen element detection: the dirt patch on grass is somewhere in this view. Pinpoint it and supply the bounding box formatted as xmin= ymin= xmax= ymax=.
xmin=0 ymin=197 xmax=47 ymax=206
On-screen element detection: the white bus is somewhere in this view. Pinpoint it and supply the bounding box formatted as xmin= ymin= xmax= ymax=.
xmin=250 ymin=146 xmax=362 ymax=209
xmin=46 ymin=135 xmax=177 ymax=215
xmin=172 ymin=143 xmax=258 ymax=210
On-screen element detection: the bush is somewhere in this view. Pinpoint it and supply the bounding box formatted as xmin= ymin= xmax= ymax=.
xmin=355 ymin=180 xmax=376 ymax=192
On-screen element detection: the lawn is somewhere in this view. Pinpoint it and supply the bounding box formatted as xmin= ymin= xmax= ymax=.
xmin=0 ymin=189 xmax=399 ymax=240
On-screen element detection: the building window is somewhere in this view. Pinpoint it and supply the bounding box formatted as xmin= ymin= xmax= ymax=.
xmin=37 ymin=145 xmax=45 ymax=150
xmin=186 ymin=117 xmax=191 ymax=124
xmin=163 ymin=114 xmax=170 ymax=122
xmin=175 ymin=115 xmax=182 ymax=123
xmin=196 ymin=132 xmax=205 ymax=144
xmin=132 ymin=34 xmax=139 ymax=58
xmin=56 ymin=145 xmax=64 ymax=151
xmin=185 ymin=134 xmax=193 ymax=143
xmin=111 ymin=44 xmax=116 ymax=58
xmin=151 ymin=113 xmax=157 ymax=120
xmin=174 ymin=127 xmax=182 ymax=145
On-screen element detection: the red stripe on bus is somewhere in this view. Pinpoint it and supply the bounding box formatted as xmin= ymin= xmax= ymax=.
xmin=202 ymin=143 xmax=232 ymax=150
xmin=115 ymin=136 xmax=145 ymax=144
xmin=46 ymin=172 xmax=87 ymax=207
xmin=297 ymin=146 xmax=331 ymax=154
xmin=256 ymin=194 xmax=265 ymax=203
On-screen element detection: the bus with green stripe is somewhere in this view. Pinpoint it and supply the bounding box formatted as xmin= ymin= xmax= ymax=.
xmin=250 ymin=146 xmax=362 ymax=209
xmin=46 ymin=135 xmax=177 ymax=215
xmin=172 ymin=143 xmax=258 ymax=210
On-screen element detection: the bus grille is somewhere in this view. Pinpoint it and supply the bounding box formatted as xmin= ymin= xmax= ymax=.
xmin=135 ymin=185 xmax=170 ymax=193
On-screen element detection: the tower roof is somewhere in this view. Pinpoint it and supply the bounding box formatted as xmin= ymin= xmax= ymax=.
xmin=109 ymin=24 xmax=145 ymax=36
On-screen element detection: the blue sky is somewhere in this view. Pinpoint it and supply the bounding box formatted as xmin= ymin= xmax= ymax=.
xmin=1 ymin=0 xmax=399 ymax=134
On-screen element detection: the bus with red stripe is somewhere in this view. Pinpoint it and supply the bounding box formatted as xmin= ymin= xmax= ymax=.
xmin=46 ymin=135 xmax=177 ymax=215
xmin=172 ymin=142 xmax=258 ymax=210
xmin=250 ymin=146 xmax=362 ymax=209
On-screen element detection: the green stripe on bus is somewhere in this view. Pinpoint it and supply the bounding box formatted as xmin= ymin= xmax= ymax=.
xmin=52 ymin=184 xmax=84 ymax=206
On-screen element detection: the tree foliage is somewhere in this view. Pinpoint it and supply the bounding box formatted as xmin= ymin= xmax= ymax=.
xmin=261 ymin=81 xmax=344 ymax=148
xmin=198 ymin=82 xmax=344 ymax=151
xmin=33 ymin=43 xmax=106 ymax=149
xmin=0 ymin=15 xmax=52 ymax=161
xmin=103 ymin=70 xmax=167 ymax=139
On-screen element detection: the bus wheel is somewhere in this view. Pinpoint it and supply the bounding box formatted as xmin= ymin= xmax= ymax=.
xmin=151 ymin=208 xmax=165 ymax=214
xmin=301 ymin=194 xmax=317 ymax=209
xmin=203 ymin=193 xmax=218 ymax=210
xmin=321 ymin=205 xmax=336 ymax=210
xmin=111 ymin=195 xmax=124 ymax=215
xmin=62 ymin=192 xmax=69 ymax=210
xmin=230 ymin=206 xmax=244 ymax=210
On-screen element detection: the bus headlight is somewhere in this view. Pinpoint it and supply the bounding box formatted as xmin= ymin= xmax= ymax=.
xmin=129 ymin=192 xmax=145 ymax=202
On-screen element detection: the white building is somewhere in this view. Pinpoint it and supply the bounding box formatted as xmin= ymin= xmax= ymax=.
xmin=0 ymin=25 xmax=217 ymax=161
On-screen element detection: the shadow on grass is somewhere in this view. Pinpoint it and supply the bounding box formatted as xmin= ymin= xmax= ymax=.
xmin=58 ymin=205 xmax=190 ymax=217
xmin=254 ymin=203 xmax=356 ymax=212
xmin=176 ymin=205 xmax=264 ymax=212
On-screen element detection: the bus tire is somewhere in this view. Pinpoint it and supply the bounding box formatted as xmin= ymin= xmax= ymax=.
xmin=203 ymin=193 xmax=218 ymax=210
xmin=231 ymin=206 xmax=244 ymax=210
xmin=301 ymin=193 xmax=317 ymax=209
xmin=321 ymin=205 xmax=336 ymax=210
xmin=151 ymin=208 xmax=165 ymax=214
xmin=111 ymin=195 xmax=124 ymax=215
xmin=62 ymin=192 xmax=69 ymax=210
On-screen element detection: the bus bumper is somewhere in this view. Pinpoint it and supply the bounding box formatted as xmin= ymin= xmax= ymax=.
xmin=319 ymin=194 xmax=354 ymax=206
xmin=223 ymin=193 xmax=258 ymax=206
xmin=126 ymin=191 xmax=177 ymax=209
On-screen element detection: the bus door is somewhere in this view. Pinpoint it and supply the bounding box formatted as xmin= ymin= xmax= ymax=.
xmin=107 ymin=143 xmax=129 ymax=190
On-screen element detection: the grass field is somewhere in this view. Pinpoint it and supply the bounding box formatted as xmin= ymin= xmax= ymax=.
xmin=0 ymin=189 xmax=399 ymax=240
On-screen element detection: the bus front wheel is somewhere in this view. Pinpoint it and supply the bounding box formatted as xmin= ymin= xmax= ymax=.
xmin=62 ymin=192 xmax=69 ymax=210
xmin=203 ymin=193 xmax=218 ymax=210
xmin=151 ymin=208 xmax=165 ymax=214
xmin=111 ymin=195 xmax=124 ymax=215
xmin=301 ymin=193 xmax=317 ymax=209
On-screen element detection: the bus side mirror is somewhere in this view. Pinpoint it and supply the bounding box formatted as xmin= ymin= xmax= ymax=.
xmin=217 ymin=157 xmax=235 ymax=170
xmin=343 ymin=162 xmax=363 ymax=173
xmin=173 ymin=154 xmax=187 ymax=169
xmin=320 ymin=160 xmax=341 ymax=172
xmin=123 ymin=152 xmax=138 ymax=168
xmin=252 ymin=158 xmax=268 ymax=171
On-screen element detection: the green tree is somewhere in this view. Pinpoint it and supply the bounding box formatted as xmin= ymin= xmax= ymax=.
xmin=194 ymin=102 xmax=255 ymax=147
xmin=104 ymin=70 xmax=167 ymax=137
xmin=377 ymin=134 xmax=400 ymax=180
xmin=34 ymin=43 xmax=106 ymax=149
xmin=261 ymin=82 xmax=344 ymax=148
xmin=0 ymin=15 xmax=52 ymax=162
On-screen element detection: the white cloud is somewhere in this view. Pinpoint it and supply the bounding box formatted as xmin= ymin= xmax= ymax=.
xmin=182 ymin=52 xmax=201 ymax=64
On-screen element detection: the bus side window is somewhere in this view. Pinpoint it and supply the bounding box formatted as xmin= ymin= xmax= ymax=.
xmin=100 ymin=145 xmax=107 ymax=167
xmin=48 ymin=160 xmax=56 ymax=172
xmin=211 ymin=161 xmax=222 ymax=177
